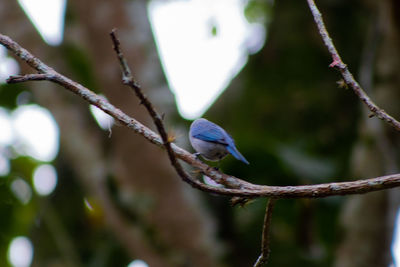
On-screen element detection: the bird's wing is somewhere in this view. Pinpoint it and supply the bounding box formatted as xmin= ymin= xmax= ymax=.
xmin=192 ymin=127 xmax=228 ymax=145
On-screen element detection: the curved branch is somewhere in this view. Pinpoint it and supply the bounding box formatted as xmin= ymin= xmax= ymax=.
xmin=306 ymin=0 xmax=400 ymax=132
xmin=2 ymin=32 xmax=400 ymax=198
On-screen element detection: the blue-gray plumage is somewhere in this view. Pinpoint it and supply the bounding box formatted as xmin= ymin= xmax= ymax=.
xmin=189 ymin=118 xmax=249 ymax=164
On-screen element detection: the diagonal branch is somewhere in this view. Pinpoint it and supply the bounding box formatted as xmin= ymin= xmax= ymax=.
xmin=109 ymin=28 xmax=206 ymax=192
xmin=306 ymin=0 xmax=400 ymax=132
xmin=2 ymin=32 xmax=400 ymax=198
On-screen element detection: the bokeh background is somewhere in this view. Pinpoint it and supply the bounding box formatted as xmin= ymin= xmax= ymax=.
xmin=1 ymin=0 xmax=400 ymax=266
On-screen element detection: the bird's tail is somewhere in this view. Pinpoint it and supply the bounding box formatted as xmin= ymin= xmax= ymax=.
xmin=227 ymin=146 xmax=249 ymax=165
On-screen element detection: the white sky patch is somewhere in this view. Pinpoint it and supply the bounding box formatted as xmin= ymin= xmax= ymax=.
xmin=0 ymin=108 xmax=13 ymax=146
xmin=12 ymin=105 xmax=59 ymax=162
xmin=392 ymin=209 xmax=400 ymax=266
xmin=148 ymin=0 xmax=265 ymax=119
xmin=0 ymin=153 xmax=10 ymax=176
xmin=16 ymin=91 xmax=33 ymax=107
xmin=17 ymin=0 xmax=66 ymax=46
xmin=8 ymin=236 xmax=34 ymax=267
xmin=0 ymin=47 xmax=19 ymax=84
xmin=11 ymin=178 xmax=32 ymax=205
xmin=127 ymin=259 xmax=149 ymax=267
xmin=89 ymin=96 xmax=114 ymax=131
xmin=32 ymin=164 xmax=57 ymax=196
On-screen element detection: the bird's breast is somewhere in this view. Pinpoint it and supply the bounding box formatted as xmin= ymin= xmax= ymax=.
xmin=189 ymin=136 xmax=228 ymax=161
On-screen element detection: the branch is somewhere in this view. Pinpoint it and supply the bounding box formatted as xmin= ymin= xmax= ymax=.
xmin=2 ymin=32 xmax=400 ymax=198
xmin=109 ymin=29 xmax=200 ymax=191
xmin=7 ymin=74 xmax=51 ymax=83
xmin=306 ymin=0 xmax=400 ymax=132
xmin=254 ymin=198 xmax=277 ymax=267
xmin=0 ymin=34 xmax=246 ymax=190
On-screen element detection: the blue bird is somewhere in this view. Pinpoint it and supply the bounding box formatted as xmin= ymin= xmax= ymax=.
xmin=189 ymin=118 xmax=249 ymax=164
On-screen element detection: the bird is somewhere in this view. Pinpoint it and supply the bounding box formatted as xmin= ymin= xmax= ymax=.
xmin=189 ymin=118 xmax=249 ymax=164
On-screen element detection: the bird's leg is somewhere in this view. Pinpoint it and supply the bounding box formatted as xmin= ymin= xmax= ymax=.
xmin=193 ymin=152 xmax=201 ymax=159
xmin=214 ymin=161 xmax=221 ymax=171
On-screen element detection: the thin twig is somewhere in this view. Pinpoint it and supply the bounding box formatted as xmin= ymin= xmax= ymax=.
xmin=2 ymin=32 xmax=400 ymax=198
xmin=7 ymin=74 xmax=52 ymax=83
xmin=109 ymin=29 xmax=203 ymax=191
xmin=254 ymin=198 xmax=277 ymax=267
xmin=306 ymin=0 xmax=400 ymax=132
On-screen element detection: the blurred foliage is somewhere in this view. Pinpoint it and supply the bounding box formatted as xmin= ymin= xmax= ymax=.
xmin=60 ymin=43 xmax=99 ymax=92
xmin=245 ymin=0 xmax=272 ymax=24
xmin=0 ymin=83 xmax=26 ymax=109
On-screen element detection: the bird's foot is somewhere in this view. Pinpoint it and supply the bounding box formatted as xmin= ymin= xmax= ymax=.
xmin=193 ymin=152 xmax=201 ymax=159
